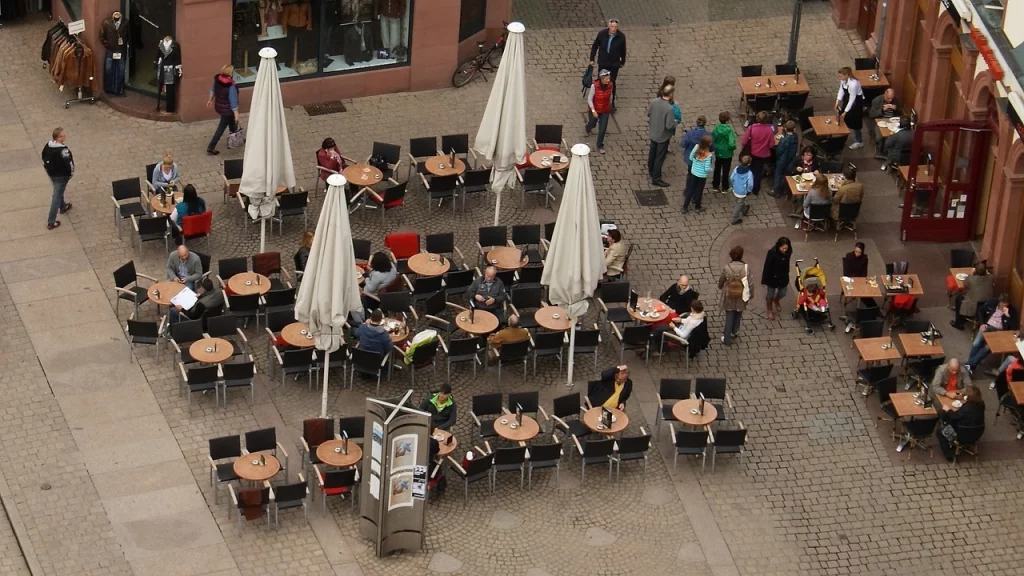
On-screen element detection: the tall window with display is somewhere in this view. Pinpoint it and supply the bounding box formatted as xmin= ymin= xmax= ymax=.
xmin=231 ymin=0 xmax=410 ymax=84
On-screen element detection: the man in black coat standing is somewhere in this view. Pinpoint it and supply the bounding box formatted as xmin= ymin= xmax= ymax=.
xmin=589 ymin=19 xmax=626 ymax=108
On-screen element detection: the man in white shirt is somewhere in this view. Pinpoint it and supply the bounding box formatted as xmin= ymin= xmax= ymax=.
xmin=834 ymin=67 xmax=865 ymax=150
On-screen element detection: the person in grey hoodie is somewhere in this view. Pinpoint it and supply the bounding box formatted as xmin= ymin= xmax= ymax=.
xmin=40 ymin=127 xmax=74 ymax=230
xmin=647 ymin=86 xmax=678 ymax=187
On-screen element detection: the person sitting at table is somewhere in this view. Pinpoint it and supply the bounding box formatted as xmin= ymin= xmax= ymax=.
xmin=869 ymin=88 xmax=901 ymax=156
xmin=316 ymin=137 xmax=348 ymax=182
xmin=787 ymin=146 xmax=818 ymax=177
xmin=950 ymin=262 xmax=992 ymax=330
xmin=660 ymin=274 xmax=699 ymax=315
xmin=360 ymin=252 xmax=397 ymax=313
xmin=931 ymin=358 xmax=972 ymax=402
xmin=590 ymin=365 xmax=633 ymax=411
xmin=487 ymin=314 xmax=529 ymax=358
xmin=842 ymin=242 xmax=869 ymax=277
xmin=881 ymin=116 xmax=913 ymax=171
xmin=831 ymin=164 xmax=863 ymax=221
xmin=419 ymin=384 xmax=456 ymax=431
xmin=935 ymin=385 xmax=985 ymax=462
xmin=649 ymin=300 xmax=706 ymax=357
xmin=354 ymin=309 xmax=393 ymax=357
xmin=151 ymin=153 xmax=181 ymax=193
xmin=169 ymin=277 xmax=223 ymax=325
xmin=965 ymin=294 xmax=1019 ymax=374
xmin=467 ymin=266 xmax=506 ymax=321
xmin=294 ymin=231 xmax=313 ymax=276
xmin=803 ymin=172 xmax=831 ymax=218
xmin=165 ymin=244 xmax=203 ymax=291
xmin=604 ymin=229 xmax=626 ymax=280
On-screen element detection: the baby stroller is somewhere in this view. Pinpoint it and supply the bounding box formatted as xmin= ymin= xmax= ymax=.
xmin=791 ymin=258 xmax=835 ymax=334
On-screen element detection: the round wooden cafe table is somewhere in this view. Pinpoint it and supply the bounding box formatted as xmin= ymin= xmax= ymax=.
xmin=228 ymin=272 xmax=271 ymax=296
xmin=582 ymin=407 xmax=628 ymax=434
xmin=343 ymin=164 xmax=384 ymax=187
xmin=494 ymin=414 xmax=540 ymax=442
xmin=384 ymin=318 xmax=410 ymax=343
xmin=407 ymin=253 xmax=451 ymax=277
xmin=150 ymin=191 xmax=183 ymax=215
xmin=189 ymin=338 xmax=234 ymax=364
xmin=280 ymin=322 xmax=316 ymax=348
xmin=486 ymin=246 xmax=528 ymax=270
xmin=672 ymin=399 xmax=717 ymax=427
xmin=424 ymin=156 xmax=466 ymax=177
xmin=529 ymin=150 xmax=569 ymax=171
xmin=455 ymin=309 xmax=499 ymax=335
xmin=432 ymin=430 xmax=458 ymax=457
xmin=534 ymin=306 xmax=571 ymax=331
xmin=233 ymin=453 xmax=281 ymax=482
xmin=628 ymin=297 xmax=669 ymax=323
xmin=317 ymin=440 xmax=363 ymax=468
xmin=148 ymin=281 xmax=184 ymax=307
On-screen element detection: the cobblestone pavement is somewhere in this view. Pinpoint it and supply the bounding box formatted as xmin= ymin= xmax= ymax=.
xmin=1 ymin=3 xmax=1024 ymax=576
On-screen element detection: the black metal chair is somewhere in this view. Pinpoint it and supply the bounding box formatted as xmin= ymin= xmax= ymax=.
xmin=365 ymin=181 xmax=407 ymax=225
xmin=447 ymin=450 xmax=495 ymax=503
xmin=477 ymin=225 xmax=508 ymax=266
xmin=407 ymin=136 xmax=439 ymax=179
xmin=459 ymin=169 xmax=491 ymax=211
xmin=393 ymin=338 xmax=439 ymax=386
xmin=875 ymin=376 xmax=900 ymax=435
xmin=740 ymin=65 xmax=762 ymax=77
xmin=407 ymin=274 xmax=444 ymax=305
xmin=571 ymin=323 xmax=602 ymax=369
xmin=952 ymin=424 xmax=985 ymax=464
xmin=274 ymin=347 xmax=318 ymax=389
xmin=494 ymin=340 xmax=529 ymax=387
xmin=205 ymin=314 xmax=248 ymax=355
xmin=368 ymin=141 xmax=403 ymax=182
xmin=425 ymin=232 xmax=463 ymax=264
xmin=180 ymin=364 xmax=219 ymax=413
xmin=111 ymin=178 xmax=148 ymax=238
xmin=509 ymin=286 xmax=543 ymax=330
xmin=348 ymin=347 xmax=389 ymax=395
xmin=597 ymin=281 xmax=632 ymax=330
xmin=208 ymin=434 xmax=242 ymax=504
xmin=816 ymin=135 xmax=849 ymax=162
xmin=854 ymin=57 xmax=878 ymax=70
xmin=125 ymin=313 xmax=163 ymax=363
xmin=695 ymin=377 xmax=732 ymax=422
xmin=443 ymin=336 xmax=482 ymax=382
xmin=261 ymin=287 xmax=296 ymax=323
xmin=422 ymin=290 xmax=456 ymax=335
xmin=571 ymin=435 xmax=615 ymax=484
xmin=774 ymin=63 xmax=797 ymax=75
xmin=510 ymin=224 xmax=543 ymax=262
xmin=508 ymin=391 xmax=539 ymax=417
xmin=314 ymin=465 xmax=359 ymax=513
xmin=131 ymin=215 xmax=169 ymax=253
xmin=777 ymin=91 xmax=809 ymax=120
xmin=217 ymin=257 xmax=248 ymax=285
xmin=220 ymin=357 xmax=256 ymax=408
xmin=490 ymin=443 xmax=528 ymax=489
xmin=378 ymin=291 xmax=417 ymax=321
xmin=471 ymin=393 xmax=504 ymax=440
xmin=112 ymin=261 xmax=155 ymax=320
xmin=272 ymin=190 xmax=309 ymax=234
xmin=611 ymin=324 xmax=651 ymax=364
xmin=441 ymin=133 xmax=472 ymax=166
xmin=901 ymin=417 xmax=938 ymax=459
xmin=541 ymin=393 xmax=590 ymax=439
xmin=525 ymin=434 xmax=564 ymax=488
xmin=301 ymin=418 xmax=335 ymax=471
xmin=225 ymin=293 xmax=261 ymax=330
xmin=529 ymin=331 xmax=563 ymax=375
xmin=271 ymin=476 xmax=309 ymax=529
xmin=515 ymin=265 xmax=543 ymax=289
xmin=337 ymin=416 xmax=366 ymax=444
xmin=670 ymin=425 xmax=710 ymax=474
xmin=222 ymin=159 xmax=244 ymax=203
xmin=530 ymin=124 xmax=567 ymax=151
xmin=228 ymin=485 xmax=271 ymax=535
xmin=420 ymin=173 xmax=459 ymax=214
xmin=168 ymin=318 xmax=205 ymax=369
xmin=612 ymin=427 xmax=651 ymax=480
xmin=834 ymin=201 xmax=862 ymax=242
xmin=710 ymin=423 xmax=747 ymax=472
xmin=801 ymin=203 xmax=831 ymax=240
xmin=655 ymin=378 xmax=691 ymax=439
xmin=244 ymin=427 xmax=289 ymax=479
xmin=517 ymin=167 xmax=554 ymax=207
xmin=443 ymin=267 xmax=476 ymax=298
xmin=857 ymin=363 xmax=893 ymax=397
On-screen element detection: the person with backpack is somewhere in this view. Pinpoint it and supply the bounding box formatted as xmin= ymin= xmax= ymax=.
xmin=717 ymin=245 xmax=752 ymax=345
xmin=680 ymin=116 xmax=711 ymax=170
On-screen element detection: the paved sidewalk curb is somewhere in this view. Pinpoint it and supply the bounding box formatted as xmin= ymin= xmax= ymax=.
xmin=0 ymin=467 xmax=43 ymax=576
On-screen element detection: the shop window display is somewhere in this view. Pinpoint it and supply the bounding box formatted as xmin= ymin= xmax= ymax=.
xmin=231 ymin=0 xmax=410 ymax=84
xmin=459 ymin=0 xmax=485 ymax=42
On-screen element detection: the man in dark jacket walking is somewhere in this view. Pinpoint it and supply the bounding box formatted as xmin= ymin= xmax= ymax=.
xmin=40 ymin=127 xmax=74 ymax=230
xmin=589 ymin=19 xmax=626 ymax=108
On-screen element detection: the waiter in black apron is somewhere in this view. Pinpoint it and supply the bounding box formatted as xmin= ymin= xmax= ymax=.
xmin=835 ymin=66 xmax=865 ymax=150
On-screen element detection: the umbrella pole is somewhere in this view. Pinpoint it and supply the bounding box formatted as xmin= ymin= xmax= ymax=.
xmin=566 ymin=320 xmax=576 ymax=388
xmin=260 ymin=218 xmax=267 ymax=253
xmin=493 ymin=187 xmax=501 ymax=226
xmin=321 ymin=349 xmax=330 ymax=418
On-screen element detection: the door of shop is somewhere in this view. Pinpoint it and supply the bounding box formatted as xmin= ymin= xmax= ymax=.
xmin=857 ymin=0 xmax=878 ymax=41
xmin=123 ymin=0 xmax=176 ymax=96
xmin=900 ymin=121 xmax=990 ymax=242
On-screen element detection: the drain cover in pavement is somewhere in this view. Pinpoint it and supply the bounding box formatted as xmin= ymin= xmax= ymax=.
xmin=634 ymin=189 xmax=667 ymax=207
xmin=304 ymin=100 xmax=347 ymax=116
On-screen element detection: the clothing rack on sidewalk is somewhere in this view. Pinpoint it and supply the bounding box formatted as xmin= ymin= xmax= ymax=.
xmin=41 ymin=18 xmax=96 ymax=108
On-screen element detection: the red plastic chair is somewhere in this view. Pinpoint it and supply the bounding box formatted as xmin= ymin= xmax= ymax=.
xmin=384 ymin=232 xmax=420 ymax=261
xmin=180 ymin=211 xmax=212 ymax=247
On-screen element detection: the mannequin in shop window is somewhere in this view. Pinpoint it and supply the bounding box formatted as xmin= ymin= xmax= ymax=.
xmin=376 ymin=0 xmax=405 ymax=58
xmin=99 ymin=11 xmax=128 ymax=95
xmin=280 ymin=0 xmax=313 ymax=35
xmin=156 ymin=37 xmax=182 ymax=114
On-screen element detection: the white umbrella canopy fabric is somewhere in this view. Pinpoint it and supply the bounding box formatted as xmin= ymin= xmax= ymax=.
xmin=472 ymin=22 xmax=528 ymax=226
xmin=541 ymin=143 xmax=605 ymax=387
xmin=294 ymin=174 xmax=364 ymax=417
xmin=239 ymin=47 xmax=296 ymax=251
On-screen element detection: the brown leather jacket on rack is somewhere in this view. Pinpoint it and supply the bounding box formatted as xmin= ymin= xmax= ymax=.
xmin=48 ymin=36 xmax=95 ymax=91
xmin=279 ymin=1 xmax=312 ymax=34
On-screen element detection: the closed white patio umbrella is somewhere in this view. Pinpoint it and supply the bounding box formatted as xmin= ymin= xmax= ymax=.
xmin=294 ymin=174 xmax=363 ymax=418
xmin=473 ymin=21 xmax=528 ymax=226
xmin=541 ymin=143 xmax=605 ymax=388
xmin=239 ymin=47 xmax=296 ymax=252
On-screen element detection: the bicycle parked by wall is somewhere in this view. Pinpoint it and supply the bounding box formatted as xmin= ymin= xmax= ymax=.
xmin=451 ymin=23 xmax=508 ymax=88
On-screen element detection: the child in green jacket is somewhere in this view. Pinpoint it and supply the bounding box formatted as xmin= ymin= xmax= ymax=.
xmin=711 ymin=111 xmax=737 ymax=193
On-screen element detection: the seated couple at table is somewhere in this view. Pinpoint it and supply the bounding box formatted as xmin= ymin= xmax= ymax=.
xmin=935 ymin=384 xmax=985 ymax=462
xmin=963 ymin=295 xmax=1018 ymax=374
xmin=468 ymin=266 xmax=507 ymax=321
xmin=648 ymin=300 xmax=707 ymax=357
xmin=801 ymin=166 xmax=862 ymax=220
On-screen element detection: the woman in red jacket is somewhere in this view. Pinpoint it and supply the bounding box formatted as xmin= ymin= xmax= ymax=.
xmin=739 ymin=111 xmax=776 ymax=196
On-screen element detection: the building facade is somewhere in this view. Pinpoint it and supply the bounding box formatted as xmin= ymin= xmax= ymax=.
xmin=54 ymin=0 xmax=511 ymax=122
xmin=832 ymin=0 xmax=1024 ymax=319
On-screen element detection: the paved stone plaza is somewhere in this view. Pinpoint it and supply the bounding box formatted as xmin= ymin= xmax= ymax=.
xmin=1 ymin=2 xmax=1023 ymax=575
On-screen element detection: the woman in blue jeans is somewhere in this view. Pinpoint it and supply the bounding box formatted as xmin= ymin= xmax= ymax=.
xmin=965 ymin=295 xmax=1018 ymax=372
xmin=206 ymin=65 xmax=239 ymax=155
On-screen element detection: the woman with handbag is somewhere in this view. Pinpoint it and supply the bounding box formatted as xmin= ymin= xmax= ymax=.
xmin=935 ymin=385 xmax=985 ymax=462
xmin=717 ymin=245 xmax=752 ymax=345
xmin=206 ymin=65 xmax=240 ymax=155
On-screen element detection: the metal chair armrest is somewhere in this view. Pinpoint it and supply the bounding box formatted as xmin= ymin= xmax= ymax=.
xmin=447 ymin=302 xmax=468 ymax=313
xmin=424 ymin=315 xmax=450 ymax=326
xmin=596 ymin=298 xmax=609 ymax=312
xmin=236 ymin=328 xmax=249 ymax=343
xmin=453 ymin=247 xmax=465 ymax=262
xmin=610 ymin=323 xmax=624 ymax=341
xmin=418 ymin=172 xmax=430 ymax=189
xmin=706 ymin=427 xmax=716 ymax=443
xmin=437 ymin=335 xmax=448 ymax=354
xmin=178 ymin=363 xmax=188 ymax=382
xmin=228 ymin=484 xmax=239 ymax=506
xmin=402 ymin=274 xmax=415 ymax=291
xmin=470 ymin=411 xmax=482 ymax=426
xmin=446 ymin=456 xmax=466 ymax=475
xmin=572 ymin=435 xmax=584 ymax=455
xmin=538 ymin=406 xmax=550 ymax=420
xmin=276 ymin=442 xmax=289 ymax=459
xmin=130 ymin=215 xmax=141 ymax=232
xmin=273 ymin=347 xmax=284 ymax=365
